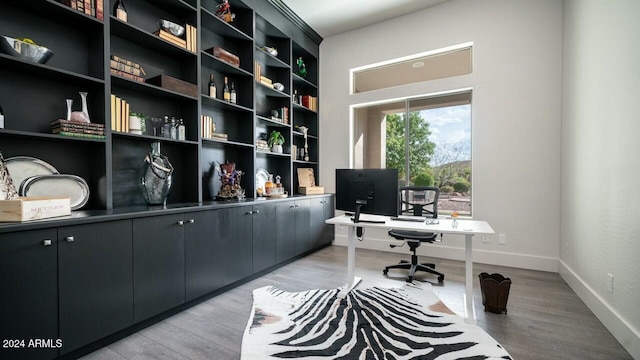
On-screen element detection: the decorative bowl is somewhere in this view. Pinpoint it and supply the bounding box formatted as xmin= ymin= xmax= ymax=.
xmin=159 ymin=20 xmax=185 ymax=37
xmin=0 ymin=36 xmax=53 ymax=64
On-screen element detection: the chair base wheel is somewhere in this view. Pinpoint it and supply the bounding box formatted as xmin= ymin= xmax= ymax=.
xmin=437 ymin=275 xmax=444 ymax=282
xmin=406 ymin=276 xmax=413 ymax=283
xmin=383 ymin=269 xmax=388 ymax=275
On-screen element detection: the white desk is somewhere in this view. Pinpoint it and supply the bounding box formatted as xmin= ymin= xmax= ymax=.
xmin=325 ymin=215 xmax=495 ymax=324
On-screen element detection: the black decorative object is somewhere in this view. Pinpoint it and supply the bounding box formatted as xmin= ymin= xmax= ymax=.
xmin=479 ymin=272 xmax=512 ymax=314
xmin=140 ymin=142 xmax=174 ymax=206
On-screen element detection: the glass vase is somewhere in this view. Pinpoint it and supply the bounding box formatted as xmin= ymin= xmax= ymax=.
xmin=140 ymin=142 xmax=174 ymax=205
xmin=79 ymin=91 xmax=90 ymax=123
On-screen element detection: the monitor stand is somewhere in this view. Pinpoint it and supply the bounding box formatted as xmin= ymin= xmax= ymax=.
xmin=351 ymin=201 xmax=385 ymax=238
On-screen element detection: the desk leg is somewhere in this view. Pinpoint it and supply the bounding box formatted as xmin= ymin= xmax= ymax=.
xmin=338 ymin=226 xmax=361 ymax=298
xmin=464 ymin=234 xmax=476 ymax=324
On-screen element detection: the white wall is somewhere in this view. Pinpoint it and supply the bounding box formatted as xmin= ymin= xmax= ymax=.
xmin=561 ymin=0 xmax=640 ymax=357
xmin=319 ymin=0 xmax=563 ymax=271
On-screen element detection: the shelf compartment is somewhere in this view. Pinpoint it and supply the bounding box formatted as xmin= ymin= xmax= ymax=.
xmin=255 ymin=46 xmax=289 ymax=69
xmin=256 ymin=115 xmax=290 ymax=128
xmin=110 ymin=17 xmax=197 ymax=59
xmin=201 ymin=52 xmax=253 ymax=77
xmin=201 ymin=142 xmax=254 ymax=200
xmin=112 ymin=76 xmax=198 ymax=101
xmin=202 ymin=95 xmax=253 ymax=113
xmin=200 ymin=1 xmax=253 ymax=40
xmin=10 ymin=0 xmax=104 ymax=27
xmin=292 ymin=73 xmax=317 ymax=90
xmin=292 ymin=41 xmax=318 ymax=87
xmin=0 ymin=54 xmax=104 ymax=87
xmin=0 ymin=134 xmax=107 ymax=210
xmin=257 ymin=82 xmax=290 ymax=98
xmin=111 ymin=137 xmax=199 ymax=207
xmin=112 ymin=131 xmax=199 ymax=146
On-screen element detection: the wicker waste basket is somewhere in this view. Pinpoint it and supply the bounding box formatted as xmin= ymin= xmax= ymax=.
xmin=479 ymin=272 xmax=511 ymax=314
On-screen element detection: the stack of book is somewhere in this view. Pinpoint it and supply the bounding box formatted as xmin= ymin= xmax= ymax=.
xmin=211 ymin=133 xmax=228 ymax=140
xmin=280 ymin=107 xmax=289 ymax=124
xmin=185 ymin=24 xmax=197 ymax=53
xmin=110 ymin=55 xmax=144 ymax=82
xmin=59 ymin=0 xmax=104 ymax=21
xmin=201 ymin=114 xmax=214 ymax=139
xmin=256 ymin=139 xmax=270 ymax=152
xmin=51 ymin=119 xmax=105 ymax=140
xmin=301 ymin=95 xmax=318 ymax=112
xmin=153 ymin=29 xmax=186 ymax=49
xmin=254 ymin=62 xmax=275 ymax=88
xmin=110 ymin=94 xmax=130 ymax=133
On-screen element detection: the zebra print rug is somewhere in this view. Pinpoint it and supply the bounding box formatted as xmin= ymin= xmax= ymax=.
xmin=241 ymin=283 xmax=512 ymax=359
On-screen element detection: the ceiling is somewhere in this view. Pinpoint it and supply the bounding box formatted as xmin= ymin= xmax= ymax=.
xmin=279 ymin=0 xmax=450 ymax=38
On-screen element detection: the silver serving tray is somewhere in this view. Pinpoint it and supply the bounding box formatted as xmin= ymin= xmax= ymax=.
xmin=255 ymin=168 xmax=269 ymax=196
xmin=19 ymin=174 xmax=90 ymax=210
xmin=5 ymin=156 xmax=59 ymax=190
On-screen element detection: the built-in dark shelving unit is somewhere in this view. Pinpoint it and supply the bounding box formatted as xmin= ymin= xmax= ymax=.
xmin=0 ymin=0 xmax=321 ymax=210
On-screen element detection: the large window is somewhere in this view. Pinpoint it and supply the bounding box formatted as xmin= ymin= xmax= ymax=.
xmin=352 ymin=91 xmax=472 ymax=215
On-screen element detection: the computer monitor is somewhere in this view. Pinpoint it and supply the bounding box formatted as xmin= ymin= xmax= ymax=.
xmin=335 ymin=168 xmax=399 ymax=223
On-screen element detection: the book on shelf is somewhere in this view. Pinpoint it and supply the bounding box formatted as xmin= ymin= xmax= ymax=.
xmin=153 ymin=30 xmax=187 ymax=49
xmin=96 ymin=0 xmax=103 ymax=20
xmin=110 ymin=60 xmax=142 ymax=76
xmin=211 ymin=133 xmax=228 ymax=140
xmin=84 ymin=0 xmax=91 ymax=15
xmin=56 ymin=131 xmax=106 ymax=140
xmin=110 ymin=68 xmax=144 ymax=82
xmin=301 ymin=95 xmax=318 ymax=111
xmin=254 ymin=62 xmax=261 ymax=81
xmin=185 ymin=24 xmax=197 ymax=53
xmin=50 ymin=119 xmax=105 ymax=128
xmin=52 ymin=127 xmax=105 ymax=136
xmin=259 ymin=76 xmax=272 ymax=84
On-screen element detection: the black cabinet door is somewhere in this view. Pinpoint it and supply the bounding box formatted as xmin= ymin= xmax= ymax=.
xmin=294 ymin=199 xmax=311 ymax=255
xmin=185 ymin=210 xmax=225 ymax=301
xmin=0 ymin=229 xmax=58 ymax=360
xmin=58 ymin=220 xmax=133 ymax=354
xmin=310 ymin=198 xmax=325 ymax=249
xmin=322 ymin=196 xmax=335 ymax=245
xmin=225 ymin=206 xmax=253 ymax=284
xmin=133 ymin=214 xmax=185 ymax=323
xmin=252 ymin=202 xmax=277 ymax=273
xmin=276 ymin=201 xmax=296 ymax=262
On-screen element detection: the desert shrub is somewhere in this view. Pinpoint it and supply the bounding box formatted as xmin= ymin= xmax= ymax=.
xmin=440 ymin=185 xmax=454 ymax=193
xmin=413 ymin=172 xmax=434 ymax=186
xmin=453 ymin=179 xmax=470 ymax=193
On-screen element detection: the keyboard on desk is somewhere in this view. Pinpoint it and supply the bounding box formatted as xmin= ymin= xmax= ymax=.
xmin=390 ymin=216 xmax=426 ymax=222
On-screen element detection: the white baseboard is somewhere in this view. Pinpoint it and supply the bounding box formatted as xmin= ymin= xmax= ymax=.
xmin=332 ymin=233 xmax=559 ymax=272
xmin=559 ymin=261 xmax=640 ymax=359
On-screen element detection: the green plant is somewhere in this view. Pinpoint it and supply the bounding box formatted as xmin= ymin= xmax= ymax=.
xmin=413 ymin=171 xmax=434 ymax=186
xmin=453 ymin=178 xmax=470 ymax=193
xmin=268 ymin=130 xmax=285 ymax=146
xmin=440 ymin=185 xmax=454 ymax=193
xmin=129 ymin=112 xmax=146 ymax=118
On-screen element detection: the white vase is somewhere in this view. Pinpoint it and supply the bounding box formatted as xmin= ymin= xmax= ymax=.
xmin=129 ymin=116 xmax=143 ymax=135
xmin=272 ymin=144 xmax=283 ymax=153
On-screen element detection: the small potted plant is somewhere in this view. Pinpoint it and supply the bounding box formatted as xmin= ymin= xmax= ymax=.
xmin=268 ymin=130 xmax=285 ymax=153
xmin=129 ymin=112 xmax=146 ymax=135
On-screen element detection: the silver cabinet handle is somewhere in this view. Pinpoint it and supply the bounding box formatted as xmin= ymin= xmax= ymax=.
xmin=290 ymin=205 xmax=295 ymax=208
xmin=66 ymin=236 xmax=75 ymax=243
xmin=246 ymin=211 xmax=253 ymax=215
xmin=177 ymin=220 xmax=185 ymax=226
xmin=254 ymin=210 xmax=260 ymax=214
xmin=43 ymin=239 xmax=52 ymax=246
xmin=188 ymin=219 xmax=195 ymax=224
xmin=295 ymin=205 xmax=299 ymax=208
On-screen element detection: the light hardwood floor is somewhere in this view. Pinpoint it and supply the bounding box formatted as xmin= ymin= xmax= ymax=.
xmin=82 ymin=245 xmax=633 ymax=360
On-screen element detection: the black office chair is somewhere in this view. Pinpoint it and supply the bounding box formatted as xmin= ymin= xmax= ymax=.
xmin=383 ymin=186 xmax=445 ymax=283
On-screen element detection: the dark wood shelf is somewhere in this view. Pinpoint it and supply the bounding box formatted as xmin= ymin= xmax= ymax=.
xmin=110 ymin=16 xmax=197 ymax=59
xmin=112 ymin=131 xmax=199 ymax=145
xmin=201 ymin=95 xmax=253 ymax=112
xmin=256 ymin=150 xmax=292 ymax=158
xmin=293 ymin=159 xmax=318 ymax=165
xmin=256 ymin=115 xmax=291 ymax=127
xmin=255 ymin=46 xmax=290 ymax=68
xmin=257 ymin=82 xmax=290 ymax=98
xmin=292 ymin=130 xmax=318 ymax=139
xmin=201 ymin=52 xmax=253 ymax=77
xmin=0 ymin=54 xmax=105 ymax=86
xmin=15 ymin=0 xmax=104 ymax=26
xmin=202 ymin=138 xmax=254 ymax=149
xmin=292 ymin=73 xmax=317 ymax=89
xmin=111 ymin=75 xmax=198 ymax=101
xmin=200 ymin=8 xmax=252 ymax=41
xmin=0 ymin=129 xmax=106 ymax=143
xmin=292 ymin=102 xmax=317 ymax=113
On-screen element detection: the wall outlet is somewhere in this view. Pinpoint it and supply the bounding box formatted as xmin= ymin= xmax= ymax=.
xmin=607 ymin=273 xmax=614 ymax=293
xmin=481 ymin=235 xmax=489 ymax=243
xmin=498 ymin=233 xmax=507 ymax=245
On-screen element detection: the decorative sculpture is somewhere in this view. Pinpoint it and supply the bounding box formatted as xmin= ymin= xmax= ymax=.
xmin=215 ymin=0 xmax=236 ymax=23
xmin=216 ymin=160 xmax=244 ymax=199
xmin=296 ymin=57 xmax=307 ymax=78
xmin=140 ymin=142 xmax=173 ymax=206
